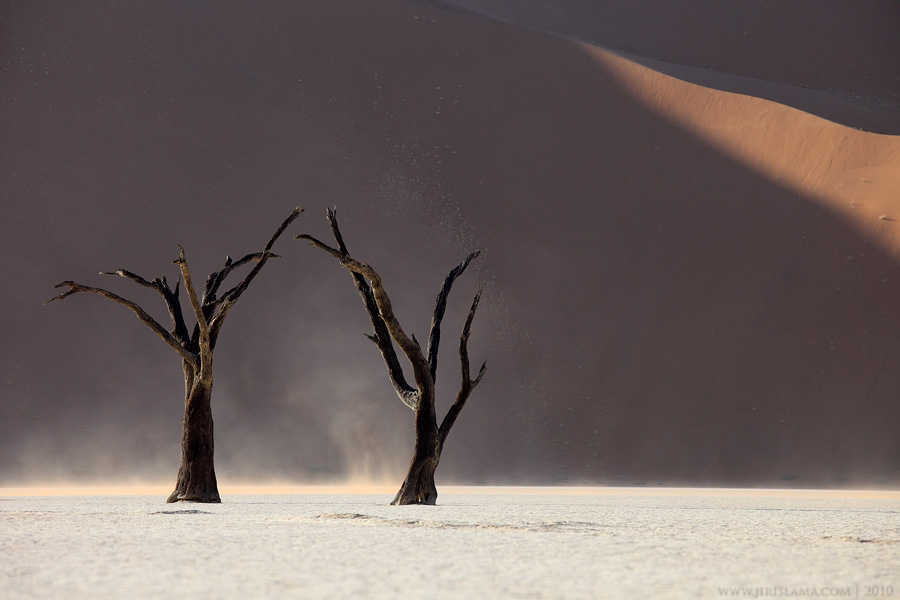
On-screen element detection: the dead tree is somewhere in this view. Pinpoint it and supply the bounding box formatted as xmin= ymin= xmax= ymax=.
xmin=298 ymin=209 xmax=486 ymax=505
xmin=46 ymin=207 xmax=303 ymax=502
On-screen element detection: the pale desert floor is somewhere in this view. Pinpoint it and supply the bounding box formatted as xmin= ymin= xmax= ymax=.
xmin=2 ymin=486 xmax=898 ymax=599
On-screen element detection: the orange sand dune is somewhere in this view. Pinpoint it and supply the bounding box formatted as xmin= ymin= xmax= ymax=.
xmin=590 ymin=48 xmax=900 ymax=258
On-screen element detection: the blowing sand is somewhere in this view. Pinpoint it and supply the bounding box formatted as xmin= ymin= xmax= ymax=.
xmin=2 ymin=0 xmax=900 ymax=495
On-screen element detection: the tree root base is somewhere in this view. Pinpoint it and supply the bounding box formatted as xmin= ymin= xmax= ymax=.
xmin=166 ymin=491 xmax=221 ymax=503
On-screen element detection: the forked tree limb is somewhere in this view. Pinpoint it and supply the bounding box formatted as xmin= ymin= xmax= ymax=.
xmin=300 ymin=208 xmax=486 ymax=434
xmin=297 ymin=208 xmax=418 ymax=408
xmin=299 ymin=235 xmax=433 ymax=399
xmin=174 ymin=246 xmax=212 ymax=383
xmin=217 ymin=206 xmax=303 ymax=309
xmin=45 ymin=281 xmax=200 ymax=369
xmin=201 ymin=256 xmax=234 ymax=309
xmin=203 ymin=251 xmax=282 ymax=315
xmin=339 ymin=255 xmax=441 ymax=444
xmin=338 ymin=257 xmax=431 ymax=385
xmin=295 ymin=234 xmax=344 ymax=261
xmin=205 ymin=253 xmax=259 ymax=308
xmin=439 ymin=288 xmax=487 ymax=446
xmin=459 ymin=288 xmax=487 ymax=389
xmin=207 ymin=206 xmax=303 ymax=347
xmin=426 ymin=251 xmax=480 ymax=385
xmin=324 ymin=207 xmax=349 ymax=252
xmin=163 ymin=277 xmax=190 ymax=346
xmin=101 ymin=270 xmax=190 ymax=346
xmin=325 ymin=207 xmax=418 ymax=405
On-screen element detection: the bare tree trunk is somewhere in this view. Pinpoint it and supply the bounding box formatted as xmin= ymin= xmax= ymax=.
xmin=392 ymin=453 xmax=439 ymax=505
xmin=168 ymin=378 xmax=219 ymax=503
xmin=392 ymin=389 xmax=441 ymax=505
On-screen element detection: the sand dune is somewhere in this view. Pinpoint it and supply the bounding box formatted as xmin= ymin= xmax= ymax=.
xmin=589 ymin=48 xmax=900 ymax=257
xmin=443 ymin=0 xmax=900 ymax=135
xmin=1 ymin=0 xmax=899 ymax=488
xmin=444 ymin=0 xmax=900 ymax=127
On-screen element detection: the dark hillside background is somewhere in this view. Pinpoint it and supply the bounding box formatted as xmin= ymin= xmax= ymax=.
xmin=1 ymin=0 xmax=898 ymax=487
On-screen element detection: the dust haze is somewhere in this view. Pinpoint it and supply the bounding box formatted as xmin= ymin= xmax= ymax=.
xmin=2 ymin=0 xmax=899 ymax=490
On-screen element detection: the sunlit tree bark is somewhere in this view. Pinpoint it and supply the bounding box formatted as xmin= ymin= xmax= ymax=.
xmin=46 ymin=207 xmax=303 ymax=502
xmin=298 ymin=209 xmax=486 ymax=505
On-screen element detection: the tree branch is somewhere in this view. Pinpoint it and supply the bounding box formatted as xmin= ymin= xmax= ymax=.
xmin=439 ymin=288 xmax=487 ymax=446
xmin=339 ymin=257 xmax=433 ymax=391
xmin=100 ymin=269 xmax=157 ymax=290
xmin=173 ymin=246 xmax=211 ymax=382
xmin=326 ymin=208 xmax=420 ymax=406
xmin=207 ymin=206 xmax=303 ymax=347
xmin=297 ymin=207 xmax=418 ymax=407
xmin=201 ymin=251 xmax=274 ymax=310
xmin=216 ymin=207 xmax=302 ymax=307
xmin=45 ymin=280 xmax=200 ymax=369
xmin=101 ymin=270 xmax=190 ymax=347
xmin=294 ymin=234 xmax=345 ymax=260
xmin=200 ymin=255 xmax=234 ymax=308
xmin=164 ymin=276 xmax=191 ymax=347
xmin=426 ymin=251 xmax=480 ymax=385
xmin=207 ymin=253 xmax=261 ymax=305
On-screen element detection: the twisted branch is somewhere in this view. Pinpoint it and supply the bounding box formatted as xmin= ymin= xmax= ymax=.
xmin=174 ymin=245 xmax=211 ymax=382
xmin=299 ymin=208 xmax=486 ymax=426
xmin=47 ymin=207 xmax=303 ymax=378
xmin=100 ymin=270 xmax=190 ymax=346
xmin=427 ymin=251 xmax=480 ymax=385
xmin=439 ymin=288 xmax=487 ymax=445
xmin=297 ymin=208 xmax=418 ymax=408
xmin=207 ymin=206 xmax=303 ymax=347
xmin=45 ymin=280 xmax=200 ymax=369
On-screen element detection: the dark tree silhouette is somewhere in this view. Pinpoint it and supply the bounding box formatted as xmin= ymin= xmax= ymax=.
xmin=46 ymin=207 xmax=303 ymax=502
xmin=298 ymin=208 xmax=486 ymax=505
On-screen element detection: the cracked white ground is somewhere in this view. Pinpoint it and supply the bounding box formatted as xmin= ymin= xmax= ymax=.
xmin=2 ymin=487 xmax=898 ymax=599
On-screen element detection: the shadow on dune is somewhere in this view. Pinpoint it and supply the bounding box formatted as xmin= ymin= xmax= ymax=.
xmin=439 ymin=0 xmax=900 ymax=134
